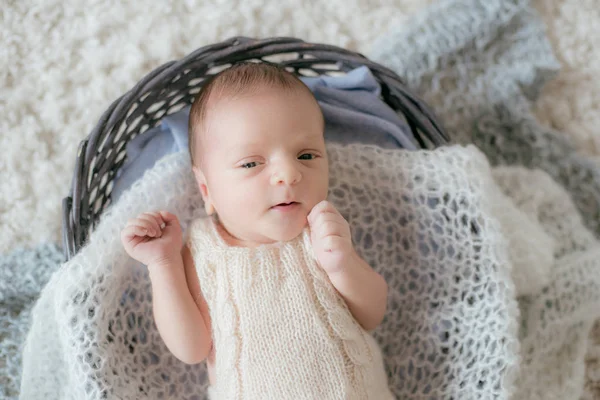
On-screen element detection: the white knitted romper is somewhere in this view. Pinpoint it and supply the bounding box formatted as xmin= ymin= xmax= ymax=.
xmin=187 ymin=216 xmax=394 ymax=400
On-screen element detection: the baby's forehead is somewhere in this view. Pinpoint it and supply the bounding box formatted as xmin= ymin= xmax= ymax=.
xmin=207 ymin=85 xmax=321 ymax=122
xmin=210 ymin=83 xmax=307 ymax=107
xmin=196 ymin=84 xmax=324 ymax=156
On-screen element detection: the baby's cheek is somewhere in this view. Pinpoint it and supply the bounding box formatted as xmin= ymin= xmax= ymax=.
xmin=231 ymin=190 xmax=262 ymax=215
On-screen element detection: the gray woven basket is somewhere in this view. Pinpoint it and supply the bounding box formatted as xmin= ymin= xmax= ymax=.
xmin=61 ymin=36 xmax=449 ymax=260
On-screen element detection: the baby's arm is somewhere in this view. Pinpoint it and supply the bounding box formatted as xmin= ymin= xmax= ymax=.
xmin=148 ymin=246 xmax=212 ymax=364
xmin=326 ymin=254 xmax=388 ymax=332
xmin=308 ymin=201 xmax=388 ymax=331
xmin=121 ymin=211 xmax=212 ymax=364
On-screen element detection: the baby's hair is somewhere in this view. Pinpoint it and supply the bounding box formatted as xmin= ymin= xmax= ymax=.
xmin=188 ymin=62 xmax=321 ymax=166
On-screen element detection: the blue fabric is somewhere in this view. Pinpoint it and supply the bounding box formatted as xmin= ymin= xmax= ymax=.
xmin=301 ymin=66 xmax=416 ymax=149
xmin=111 ymin=66 xmax=416 ymax=202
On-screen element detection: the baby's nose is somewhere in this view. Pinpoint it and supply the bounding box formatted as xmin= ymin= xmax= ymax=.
xmin=270 ymin=163 xmax=301 ymax=186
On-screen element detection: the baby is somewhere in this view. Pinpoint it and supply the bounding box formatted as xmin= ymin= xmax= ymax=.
xmin=121 ymin=63 xmax=393 ymax=399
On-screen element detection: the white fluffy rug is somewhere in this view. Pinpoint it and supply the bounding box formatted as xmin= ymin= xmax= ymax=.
xmin=1 ymin=0 xmax=599 ymax=254
xmin=532 ymin=0 xmax=600 ymax=155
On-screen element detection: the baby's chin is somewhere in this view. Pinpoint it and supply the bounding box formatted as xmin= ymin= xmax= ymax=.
xmin=271 ymin=228 xmax=305 ymax=243
xmin=218 ymin=214 xmax=308 ymax=247
xmin=264 ymin=221 xmax=308 ymax=243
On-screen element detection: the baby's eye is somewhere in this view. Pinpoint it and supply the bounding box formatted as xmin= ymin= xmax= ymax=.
xmin=241 ymin=161 xmax=259 ymax=169
xmin=298 ymin=153 xmax=315 ymax=160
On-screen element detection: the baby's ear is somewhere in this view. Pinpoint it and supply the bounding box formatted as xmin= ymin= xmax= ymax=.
xmin=192 ymin=166 xmax=211 ymax=202
xmin=192 ymin=166 xmax=216 ymax=215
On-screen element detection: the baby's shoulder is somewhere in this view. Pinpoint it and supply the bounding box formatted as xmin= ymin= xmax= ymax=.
xmin=188 ymin=215 xmax=212 ymax=229
xmin=185 ymin=217 xmax=211 ymax=249
xmin=187 ymin=216 xmax=214 ymax=239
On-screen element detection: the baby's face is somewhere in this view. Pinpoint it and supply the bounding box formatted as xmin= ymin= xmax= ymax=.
xmin=194 ymin=88 xmax=328 ymax=246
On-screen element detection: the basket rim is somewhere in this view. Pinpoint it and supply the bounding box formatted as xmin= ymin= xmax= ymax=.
xmin=61 ymin=36 xmax=449 ymax=260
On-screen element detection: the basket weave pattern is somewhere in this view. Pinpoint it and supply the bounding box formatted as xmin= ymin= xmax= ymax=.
xmin=61 ymin=36 xmax=448 ymax=260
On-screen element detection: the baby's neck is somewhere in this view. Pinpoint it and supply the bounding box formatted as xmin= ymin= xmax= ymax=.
xmin=212 ymin=215 xmax=274 ymax=248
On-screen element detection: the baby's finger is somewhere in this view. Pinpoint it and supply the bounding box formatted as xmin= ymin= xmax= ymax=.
xmin=130 ymin=218 xmax=158 ymax=236
xmin=159 ymin=211 xmax=180 ymax=229
xmin=320 ymin=203 xmax=343 ymax=219
xmin=308 ymin=200 xmax=328 ymax=222
xmin=146 ymin=211 xmax=166 ymax=229
xmin=125 ymin=218 xmax=151 ymax=231
xmin=312 ymin=211 xmax=345 ymax=226
xmin=138 ymin=214 xmax=161 ymax=236
xmin=121 ymin=224 xmax=150 ymax=241
xmin=315 ymin=220 xmax=348 ymax=239
xmin=310 ymin=212 xmax=348 ymax=235
xmin=321 ymin=235 xmax=349 ymax=253
xmin=308 ymin=200 xmax=340 ymax=223
xmin=140 ymin=212 xmax=162 ymax=229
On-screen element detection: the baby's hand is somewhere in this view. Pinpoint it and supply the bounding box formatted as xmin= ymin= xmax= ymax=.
xmin=121 ymin=211 xmax=183 ymax=267
xmin=307 ymin=200 xmax=355 ymax=274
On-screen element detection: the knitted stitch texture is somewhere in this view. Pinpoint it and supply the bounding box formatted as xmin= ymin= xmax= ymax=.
xmin=370 ymin=3 xmax=600 ymax=395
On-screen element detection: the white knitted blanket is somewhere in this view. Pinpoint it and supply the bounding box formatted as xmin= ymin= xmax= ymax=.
xmin=19 ymin=142 xmax=600 ymax=399
xmin=370 ymin=2 xmax=600 ymax=395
